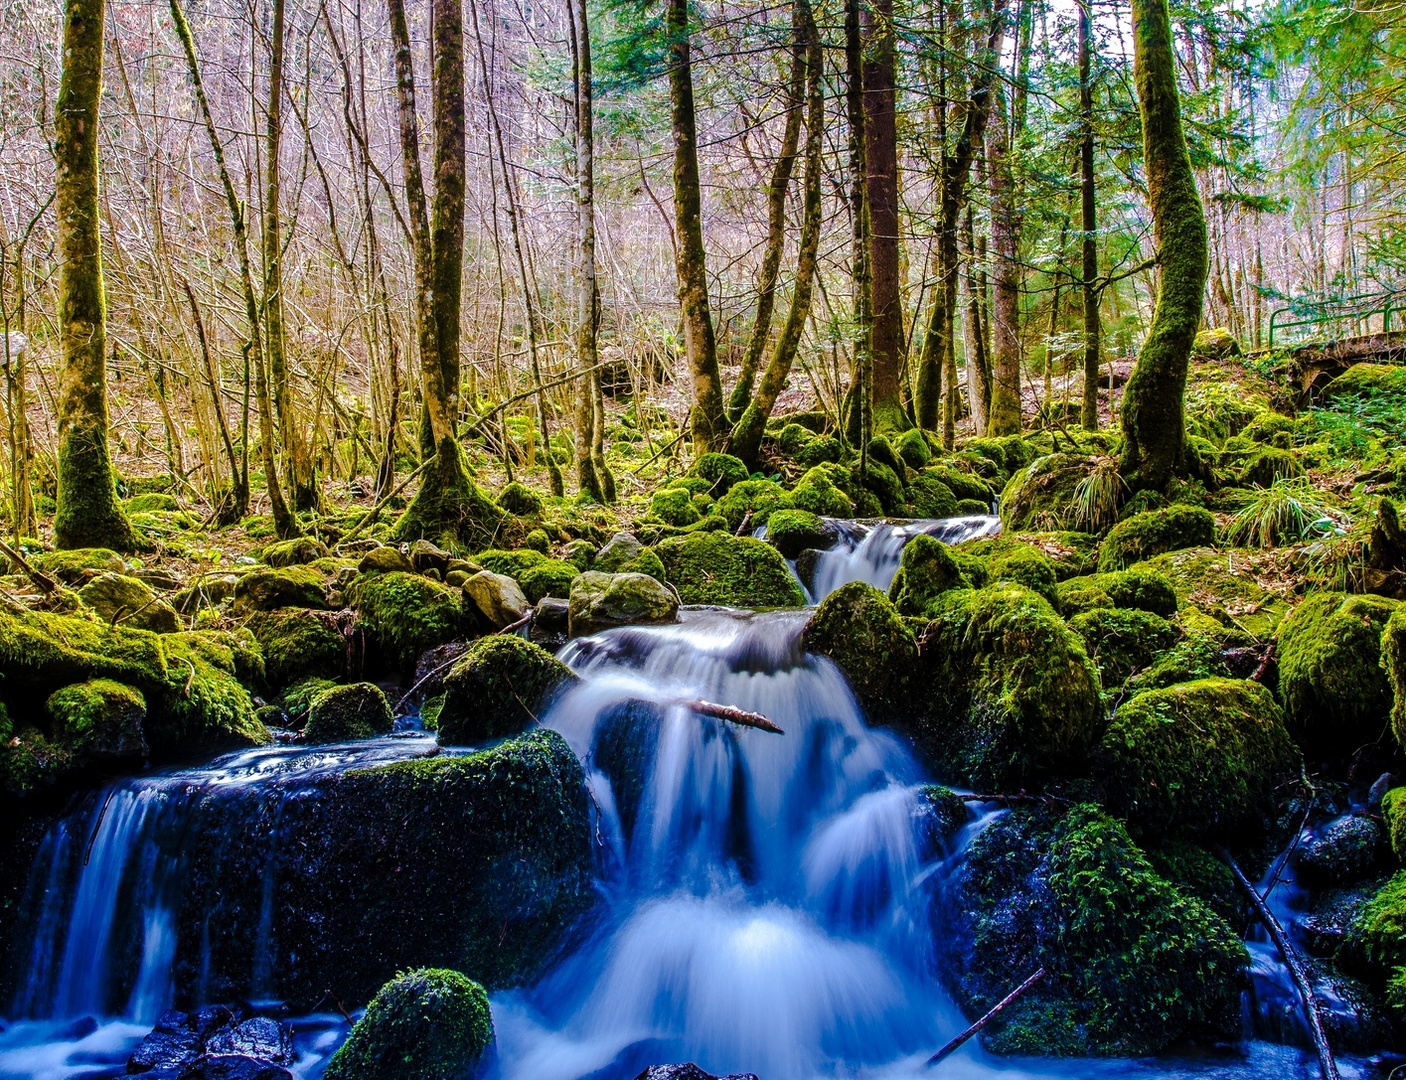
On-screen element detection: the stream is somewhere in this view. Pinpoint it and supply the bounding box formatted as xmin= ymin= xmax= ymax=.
xmin=0 ymin=516 xmax=1380 ymax=1079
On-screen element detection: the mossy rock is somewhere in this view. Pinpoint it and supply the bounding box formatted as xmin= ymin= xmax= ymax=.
xmin=776 ymin=423 xmax=815 ymax=457
xmin=234 ymin=565 xmax=329 ymax=613
xmin=941 ymin=803 xmax=1246 ymax=1057
xmin=1099 ymin=678 xmax=1296 ymax=841
xmin=567 ymin=571 xmax=679 ymax=637
xmin=125 ymin=492 xmax=180 ymax=513
xmin=1293 ymin=814 xmax=1389 ymax=887
xmin=999 ymin=454 xmax=1096 ymax=532
xmin=45 ymin=678 xmax=148 ymax=763
xmin=655 ymin=531 xmax=804 ymax=608
xmin=497 ymin=480 xmax=544 ymax=517
xmin=1068 ymin=608 xmax=1179 ymax=691
xmin=1193 ymin=326 xmax=1242 ymax=358
xmin=687 ymin=452 xmax=749 ymax=495
xmin=149 ymin=632 xmax=271 ymax=757
xmin=473 ymin=549 xmax=546 ymax=577
xmin=0 ymin=727 xmax=73 ymax=802
xmin=649 ymin=487 xmax=703 ymax=527
xmin=787 ymin=468 xmax=853 ymax=519
xmin=1144 ymin=547 xmax=1289 ymax=639
xmin=324 ymin=968 xmax=493 ymax=1080
xmin=1322 ymin=362 xmax=1406 ymax=402
xmin=765 ymin=509 xmax=836 ymax=559
xmin=438 ymin=636 xmax=577 ymax=746
xmin=915 ymin=583 xmax=1102 ymax=789
xmin=716 ymin=478 xmax=791 ymax=531
xmin=260 ymin=537 xmax=330 ymax=567
xmin=246 ymin=609 xmax=345 ymax=690
xmin=907 ymin=472 xmax=958 ymax=519
xmin=1055 ymin=566 xmax=1180 ymax=619
xmin=1097 ymin=506 xmax=1216 ymax=572
xmin=1238 ymin=446 xmax=1305 ymax=488
xmin=359 ymin=545 xmax=414 ymax=575
xmin=892 ymin=428 xmax=932 ymax=469
xmin=888 ymin=534 xmax=967 ymax=616
xmin=514 ymin=559 xmax=581 ymax=604
xmin=986 ymin=545 xmax=1059 ymax=608
xmin=1144 ymin=840 xmax=1248 ymax=928
xmin=0 ymin=606 xmax=169 ymax=701
xmin=1007 ymin=531 xmax=1099 ymax=580
xmin=924 ymin=463 xmax=993 ymax=506
xmin=796 ymin=433 xmax=843 ymax=467
xmin=1382 ymin=605 xmax=1406 ymax=753
xmin=849 ymin=461 xmax=904 ymax=515
xmin=34 ymin=547 xmax=126 ymax=585
xmin=801 ymin=581 xmax=917 ymax=719
xmin=962 ymin=434 xmax=1038 ymax=478
xmin=918 ymin=784 xmax=970 ymax=844
xmin=1343 ymin=871 xmax=1406 ymax=1005
xmin=352 ymin=571 xmax=469 ymax=673
xmin=305 ymin=682 xmax=394 ymax=744
xmin=1383 ymin=787 xmax=1406 ymax=861
xmin=1276 ymin=592 xmax=1398 ymax=752
xmin=77 ymin=572 xmax=181 ymax=633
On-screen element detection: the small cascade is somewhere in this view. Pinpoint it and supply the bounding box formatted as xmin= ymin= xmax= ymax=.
xmin=804 ymin=516 xmax=1000 ymax=602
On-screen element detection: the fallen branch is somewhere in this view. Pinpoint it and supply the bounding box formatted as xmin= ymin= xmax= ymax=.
xmin=337 ymin=458 xmax=433 ymax=545
xmin=955 ymin=793 xmax=1070 ymax=806
xmin=1220 ymin=848 xmax=1340 ymax=1080
xmin=926 ymin=966 xmax=1045 ymax=1067
xmin=1251 ymin=641 xmax=1276 ymax=683
xmin=0 ymin=537 xmax=57 ymax=594
xmin=683 ymin=699 xmax=784 ymax=735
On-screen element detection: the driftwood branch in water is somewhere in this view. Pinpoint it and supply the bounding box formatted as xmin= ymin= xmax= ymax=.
xmin=955 ymin=793 xmax=1069 ymax=806
xmin=926 ymin=966 xmax=1045 ymax=1067
xmin=1220 ymin=848 xmax=1340 ymax=1080
xmin=684 ymin=699 xmax=785 ymax=735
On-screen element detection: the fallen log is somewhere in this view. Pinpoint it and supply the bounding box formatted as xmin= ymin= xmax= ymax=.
xmin=682 ymin=700 xmax=784 ymax=735
xmin=1220 ymin=848 xmax=1340 ymax=1080
xmin=926 ymin=966 xmax=1045 ymax=1067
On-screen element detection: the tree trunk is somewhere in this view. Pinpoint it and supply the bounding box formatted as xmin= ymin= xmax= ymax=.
xmin=1120 ymin=0 xmax=1208 ymax=491
xmin=725 ymin=17 xmax=805 ymax=426
xmin=865 ymin=0 xmax=905 ymax=431
xmin=730 ymin=0 xmax=822 ymax=469
xmin=960 ymin=202 xmax=990 ymax=434
xmin=986 ymin=77 xmax=1021 ymax=435
xmin=430 ymin=0 xmax=465 ymax=435
xmin=668 ymin=0 xmax=726 ymax=453
xmin=53 ymin=0 xmax=135 ymax=551
xmin=845 ymin=0 xmax=873 ymax=463
xmin=1079 ymin=0 xmax=1101 ymax=431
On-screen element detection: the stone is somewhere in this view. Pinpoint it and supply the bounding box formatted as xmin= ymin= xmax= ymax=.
xmin=128 ymin=1025 xmax=201 ymax=1072
xmin=233 ymin=567 xmax=329 ymax=613
xmin=568 ymin=571 xmax=679 ymax=637
xmin=594 ymin=531 xmax=643 ymax=572
xmin=531 ymin=596 xmax=571 ymax=650
xmin=357 ymin=545 xmax=414 ymax=575
xmin=304 ymin=682 xmax=395 ymax=744
xmin=204 ymin=1017 xmax=293 ymax=1063
xmin=78 ymin=572 xmax=181 ymax=633
xmin=185 ymin=1056 xmax=293 ymax=1080
xmin=634 ymin=1068 xmax=760 ymax=1080
xmin=409 ymin=539 xmax=451 ymax=576
xmin=463 ymin=570 xmax=530 ymax=628
xmin=260 ymin=537 xmax=329 ymax=567
xmin=1294 ymin=814 xmax=1388 ymax=886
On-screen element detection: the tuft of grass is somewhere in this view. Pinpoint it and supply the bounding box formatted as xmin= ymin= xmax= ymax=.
xmin=1069 ymin=456 xmax=1126 ymax=533
xmin=1222 ymin=477 xmax=1344 ymax=549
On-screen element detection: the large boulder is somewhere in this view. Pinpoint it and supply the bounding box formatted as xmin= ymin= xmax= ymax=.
xmin=1097 ymin=505 xmax=1217 ymax=572
xmin=655 ymin=532 xmax=805 ymax=608
xmin=351 ymin=571 xmax=469 ymax=673
xmin=78 ymin=572 xmax=180 ymax=633
xmin=999 ymin=453 xmax=1096 ymax=532
xmin=245 ymin=609 xmax=345 ymax=690
xmin=1055 ymin=565 xmax=1179 ymax=618
xmin=304 ymin=682 xmax=394 ymax=744
xmin=568 ymin=571 xmax=679 ymax=638
xmin=887 ymin=534 xmax=966 ymax=616
xmin=765 ymin=510 xmax=836 ymax=559
xmin=324 ymin=968 xmax=493 ymax=1080
xmin=34 ymin=547 xmax=126 ymax=585
xmin=358 ymin=545 xmax=414 ymax=575
xmin=1068 ymin=607 xmax=1179 ymax=691
xmin=1098 ymin=678 xmax=1297 ymax=841
xmin=45 ymin=678 xmax=148 ymax=764
xmin=260 ymin=537 xmax=329 ymax=568
xmin=463 ymin=570 xmax=531 ymax=629
xmin=234 ymin=566 xmax=329 ymax=613
xmin=1144 ymin=547 xmax=1290 ymax=639
xmin=801 ymin=582 xmax=916 ymax=720
xmin=438 ymin=636 xmax=578 ymax=745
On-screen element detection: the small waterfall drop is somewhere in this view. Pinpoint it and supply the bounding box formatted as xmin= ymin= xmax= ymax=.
xmin=804 ymin=516 xmax=1000 ymax=602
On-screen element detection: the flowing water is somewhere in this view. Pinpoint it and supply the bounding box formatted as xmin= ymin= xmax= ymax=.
xmin=0 ymin=517 xmax=1374 ymax=1080
xmin=800 ymin=517 xmax=1000 ymax=603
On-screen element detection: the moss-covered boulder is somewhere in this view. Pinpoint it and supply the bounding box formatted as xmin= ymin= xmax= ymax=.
xmin=1144 ymin=547 xmax=1290 ymax=639
xmin=1381 ymin=605 xmax=1406 ymax=753
xmin=853 ymin=460 xmax=907 ymax=515
xmin=1058 ymin=565 xmax=1180 ymax=618
xmin=1000 ymin=454 xmax=1096 ymax=532
xmin=1144 ymin=840 xmax=1248 ymax=928
xmin=234 ymin=566 xmax=329 ymax=613
xmin=352 ymin=572 xmax=469 ymax=673
xmin=45 ymin=678 xmax=148 ymax=763
xmin=765 ymin=509 xmax=836 ymax=559
xmin=77 ymin=572 xmax=180 ymax=633
xmin=687 ymin=452 xmax=749 ymax=495
xmin=246 ymin=609 xmax=345 ymax=690
xmin=907 ymin=471 xmax=958 ymax=519
xmin=716 ymin=478 xmax=791 ymax=531
xmin=150 ymin=632 xmax=271 ymax=757
xmin=593 ymin=532 xmax=643 ymax=572
xmin=1097 ymin=506 xmax=1217 ymax=572
xmin=925 ymin=463 xmax=994 ymax=506
xmin=986 ymin=544 xmax=1059 ymax=608
xmin=1343 ymin=871 xmax=1406 ymax=1012
xmin=939 ymin=803 xmax=1246 ymax=1057
xmin=358 ymin=545 xmax=414 ymax=575
xmin=1099 ymin=678 xmax=1296 ymax=841
xmin=915 ymin=583 xmax=1102 ymax=788
xmin=516 ymin=559 xmax=582 ymax=604
xmin=1384 ymin=787 xmax=1406 ymax=861
xmin=801 ymin=581 xmax=917 ymax=719
xmin=0 ymin=606 xmax=169 ymax=698
xmin=497 ymin=480 xmax=543 ymax=517
xmin=304 ymin=682 xmax=394 ymax=744
xmin=655 ymin=532 xmax=805 ymax=608
xmin=1238 ymin=446 xmax=1306 ymax=488
xmin=324 ymin=968 xmax=493 ymax=1080
xmin=893 ymin=428 xmax=932 ymax=469
xmin=1276 ymin=592 xmax=1398 ymax=752
xmin=260 ymin=537 xmax=329 ymax=567
xmin=439 ymin=636 xmax=577 ymax=745
xmin=1069 ymin=607 xmax=1179 ymax=690
xmin=462 ymin=571 xmax=530 ymax=629
xmin=649 ymin=487 xmax=703 ymax=527
xmin=1293 ymin=814 xmax=1388 ymax=886
xmin=125 ymin=492 xmax=180 ymax=513
xmin=567 ymin=571 xmax=679 ymax=637
xmin=888 ymin=534 xmax=966 ymax=616
xmin=787 ymin=467 xmax=853 ymax=518
xmin=34 ymin=547 xmax=126 ymax=585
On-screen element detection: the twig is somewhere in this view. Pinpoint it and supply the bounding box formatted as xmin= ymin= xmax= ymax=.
xmin=735 ymin=509 xmax=754 ymax=537
xmin=632 ymin=431 xmax=687 ymax=476
xmin=338 ymin=458 xmax=432 ymax=544
xmin=1219 ymin=848 xmax=1340 ymax=1080
xmin=926 ymin=967 xmax=1046 ymax=1067
xmin=955 ymin=793 xmax=1070 ymax=806
xmin=85 ymin=788 xmax=118 ymax=866
xmin=393 ymin=644 xmax=469 ymax=713
xmin=0 ymin=536 xmax=57 ymax=594
xmin=1251 ymin=641 xmax=1277 ymax=683
xmin=683 ymin=699 xmax=784 ymax=735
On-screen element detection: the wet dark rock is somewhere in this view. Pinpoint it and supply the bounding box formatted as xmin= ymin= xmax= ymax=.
xmin=411 ymin=641 xmax=469 ymax=699
xmin=182 ymin=1056 xmax=292 ymax=1080
xmin=1298 ymin=880 xmax=1385 ymax=955
xmin=189 ymin=1006 xmax=238 ymax=1038
xmin=127 ymin=1024 xmax=202 ymax=1072
xmin=204 ymin=1018 xmax=293 ymax=1062
xmin=127 ymin=1007 xmax=293 ymax=1078
xmin=1370 ymin=772 xmax=1396 ymax=811
xmin=793 ymin=548 xmax=822 ymax=595
xmin=634 ymin=1067 xmax=760 ymax=1080
xmin=1293 ymin=814 xmax=1388 ymax=886
xmin=531 ymin=597 xmax=571 ymax=650
xmin=1312 ymin=965 xmax=1396 ymax=1053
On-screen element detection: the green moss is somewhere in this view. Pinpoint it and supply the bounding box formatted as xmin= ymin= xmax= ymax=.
xmin=1098 ymin=505 xmax=1216 ymax=572
xmin=0 ymin=726 xmax=73 ymax=801
xmin=279 ymin=676 xmax=339 ymax=729
xmin=687 ymin=452 xmax=750 ymax=495
xmin=77 ymin=572 xmax=180 ymax=633
xmin=907 ymin=472 xmax=957 ymax=518
xmin=1322 ymin=362 xmax=1406 ymax=402
xmin=802 ymin=582 xmax=917 ymax=719
xmin=1382 ymin=605 xmax=1406 ymax=753
xmin=888 ymin=534 xmax=967 ymax=616
xmin=765 ymin=509 xmax=833 ymax=559
xmin=986 ymin=545 xmax=1059 ymax=608
xmin=124 ymin=492 xmax=179 ymax=513
xmin=1068 ymin=607 xmax=1179 ymax=690
xmin=1383 ymin=788 xmax=1406 ymax=861
xmin=438 ymin=636 xmax=577 ymax=745
xmin=392 ymin=436 xmax=508 ymax=551
xmin=45 ymin=678 xmax=147 ymax=762
xmin=34 ymin=547 xmax=126 ymax=585
xmin=851 ymin=461 xmax=906 ymax=515
xmin=787 ymin=468 xmax=852 ymax=518
xmin=246 ymin=609 xmax=344 ymax=690
xmin=1145 ymin=840 xmax=1248 ymax=928
xmin=999 ymin=453 xmax=1096 ymax=531
xmin=233 ymin=565 xmax=329 ymax=613
xmin=716 ymin=478 xmax=791 ymax=530
xmin=1056 ymin=579 xmax=1114 ymax=616
xmin=351 ymin=572 xmax=468 ymax=672
xmin=516 ymin=559 xmax=581 ymax=603
xmin=616 ymin=547 xmax=667 ymax=581
xmin=473 ymin=549 xmax=545 ymax=577
xmin=498 ymin=481 xmax=544 ymax=517
xmin=924 ymin=463 xmax=993 ymax=505
xmin=1344 ymin=871 xmax=1406 ymax=997
xmin=918 ymin=784 xmax=969 ymax=843
xmin=324 ymin=967 xmax=492 ymax=1080
xmin=655 ymin=531 xmax=804 ymax=608
xmin=1276 ymin=592 xmax=1398 ymax=751
xmin=1058 ymin=567 xmax=1180 ymax=619
xmin=795 ymin=434 xmax=842 ymax=467
xmin=776 ymin=423 xmax=814 ymax=457
xmin=305 ymin=682 xmax=394 ymax=743
xmin=568 ymin=571 xmax=679 ymax=636
xmin=915 ymin=583 xmax=1103 ymax=788
xmin=149 ymin=633 xmax=270 ymax=757
xmin=893 ymin=428 xmax=932 ymax=469
xmin=0 ymin=606 xmax=169 ymax=699
xmin=260 ymin=537 xmax=329 ymax=567
xmin=649 ymin=487 xmax=703 ymax=526
xmin=1123 ymin=632 xmax=1235 ymax=694
xmin=1099 ymin=678 xmax=1296 ymax=841
xmin=1144 ymin=547 xmax=1289 ymax=639
xmin=1238 ymin=446 xmax=1305 ymax=488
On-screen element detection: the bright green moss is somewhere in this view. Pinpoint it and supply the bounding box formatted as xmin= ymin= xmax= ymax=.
xmin=1345 ymin=871 xmax=1406 ymax=1002
xmin=497 ymin=480 xmax=544 ymax=517
xmin=986 ymin=545 xmax=1059 ymax=608
xmin=149 ymin=633 xmax=270 ymax=758
xmin=906 ymin=472 xmax=957 ymax=518
xmin=716 ymin=478 xmax=791 ymax=530
xmin=516 ymin=559 xmax=582 ymax=603
xmin=802 ymin=581 xmax=917 ymax=719
xmin=351 ymin=571 xmax=469 ymax=672
xmin=77 ymin=572 xmax=180 ymax=633
xmin=45 ymin=678 xmax=147 ymax=762
xmin=0 ymin=606 xmax=169 ymax=697
xmin=1123 ymin=632 xmax=1234 ymax=694
xmin=33 ymin=547 xmax=126 ymax=584
xmin=324 ymin=967 xmax=492 ymax=1080
xmin=765 ymin=509 xmax=833 ymax=559
xmin=649 ymin=487 xmax=703 ymax=526
xmin=795 ymin=434 xmax=842 ymax=467
xmin=1382 ymin=606 xmax=1406 ymax=753
xmin=438 ymin=636 xmax=577 ymax=745
xmin=1099 ymin=678 xmax=1296 ymax=841
xmin=852 ymin=460 xmax=906 ymax=515
xmin=1238 ymin=446 xmax=1305 ymax=488
xmin=305 ymin=682 xmax=394 ymax=744
xmin=655 ymin=531 xmax=805 ymax=608
xmin=1144 ymin=840 xmax=1248 ymax=929
xmin=1144 ymin=547 xmax=1290 ymax=639
xmin=233 ymin=565 xmax=329 ymax=613
xmin=892 ymin=428 xmax=932 ymax=469
xmin=999 ymin=453 xmax=1096 ymax=532
xmin=125 ymin=492 xmax=179 ymax=513
xmin=246 ymin=609 xmax=344 ymax=690
xmin=473 ymin=549 xmax=546 ymax=577
xmin=1068 ymin=607 xmax=1179 ymax=690
xmin=1098 ymin=505 xmax=1217 ymax=572
xmin=260 ymin=537 xmax=329 ymax=567
xmin=1276 ymin=592 xmax=1398 ymax=751
xmin=1383 ymin=788 xmax=1406 ymax=862
xmin=787 ymin=468 xmax=852 ymax=519
xmin=888 ymin=534 xmax=967 ymax=616
xmin=687 ymin=452 xmax=750 ymax=495
xmin=776 ymin=423 xmax=814 ymax=457
xmin=924 ymin=463 xmax=993 ymax=506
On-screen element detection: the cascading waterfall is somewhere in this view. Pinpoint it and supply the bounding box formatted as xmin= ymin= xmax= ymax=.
xmin=0 ymin=516 xmax=1354 ymax=1080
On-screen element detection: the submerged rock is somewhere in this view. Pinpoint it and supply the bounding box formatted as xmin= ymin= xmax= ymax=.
xmin=438 ymin=635 xmax=578 ymax=745
xmin=634 ymin=1067 xmax=760 ymax=1080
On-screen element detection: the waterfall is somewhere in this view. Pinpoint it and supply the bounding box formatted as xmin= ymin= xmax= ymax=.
xmin=804 ymin=516 xmax=1000 ymax=603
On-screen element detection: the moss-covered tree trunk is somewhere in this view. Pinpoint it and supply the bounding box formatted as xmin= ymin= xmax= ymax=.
xmin=668 ymin=0 xmax=726 ymax=453
xmin=865 ymin=0 xmax=905 ymax=432
xmin=730 ymin=0 xmax=822 ymax=470
xmin=53 ymin=0 xmax=134 ymax=552
xmin=430 ymin=0 xmax=465 ymax=439
xmin=845 ymin=0 xmax=873 ymax=463
xmin=1119 ymin=0 xmax=1207 ymax=491
xmin=1078 ymin=0 xmax=1101 ymax=431
xmin=985 ymin=77 xmax=1022 ymax=436
xmin=960 ymin=204 xmax=991 ymax=434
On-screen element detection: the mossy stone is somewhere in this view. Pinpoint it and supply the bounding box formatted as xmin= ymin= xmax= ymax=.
xmin=498 ymin=480 xmax=544 ymax=517
xmin=516 ymin=559 xmax=581 ymax=603
xmin=567 ymin=571 xmax=679 ymax=637
xmin=688 ymin=452 xmax=750 ymax=496
xmin=852 ymin=460 xmax=906 ymax=515
xmin=1276 ymin=592 xmax=1398 ymax=751
xmin=787 ymin=469 xmax=852 ymax=519
xmin=999 ymin=453 xmax=1095 ymax=531
xmin=148 ymin=631 xmax=271 ymax=757
xmin=1069 ymin=607 xmax=1179 ymax=690
xmin=795 ymin=434 xmax=842 ymax=466
xmin=324 ymin=968 xmax=493 ymax=1080
xmin=907 ymin=472 xmax=958 ymax=519
xmin=359 ymin=545 xmax=414 ymax=575
xmin=46 ymin=678 xmax=148 ymax=763
xmin=260 ymin=537 xmax=330 ymax=567
xmin=438 ymin=636 xmax=578 ymax=745
xmin=234 ymin=566 xmax=329 ymax=613
xmin=716 ymin=478 xmax=791 ymax=530
xmin=77 ymin=572 xmax=180 ymax=633
xmin=305 ymin=682 xmax=394 ymax=744
xmin=1381 ymin=605 xmax=1406 ymax=753
xmin=1144 ymin=840 xmax=1248 ymax=928
xmin=1294 ymin=814 xmax=1388 ymax=886
xmin=246 ymin=609 xmax=345 ymax=690
xmin=986 ymin=545 xmax=1059 ymax=608
xmin=34 ymin=547 xmax=126 ymax=585
xmin=765 ymin=509 xmax=835 ymax=559
xmin=1238 ymin=446 xmax=1305 ymax=488
xmin=1099 ymin=678 xmax=1296 ymax=841
xmin=462 ymin=571 xmax=531 ymax=629
xmin=1344 ymin=871 xmax=1406 ymax=1002
xmin=125 ymin=492 xmax=179 ymax=513
xmin=593 ymin=532 xmax=643 ymax=572
xmin=1382 ymin=788 xmax=1406 ymax=861
xmin=925 ymin=462 xmax=993 ymax=505
xmin=888 ymin=534 xmax=966 ymax=616
xmin=1098 ymin=505 xmax=1217 ymax=572
xmin=892 ymin=428 xmax=932 ymax=469
xmin=801 ymin=581 xmax=916 ymax=720
xmin=1144 ymin=547 xmax=1289 ymax=639
xmin=649 ymin=487 xmax=703 ymax=527
xmin=0 ymin=606 xmax=169 ymax=700
xmin=352 ymin=571 xmax=469 ymax=672
xmin=473 ymin=549 xmax=546 ymax=577
xmin=776 ymin=423 xmax=814 ymax=457
xmin=918 ymin=784 xmax=969 ymax=844
xmin=655 ymin=531 xmax=804 ymax=608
